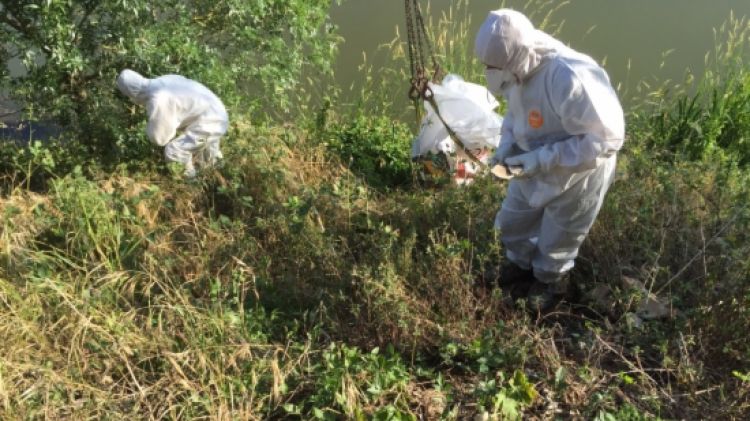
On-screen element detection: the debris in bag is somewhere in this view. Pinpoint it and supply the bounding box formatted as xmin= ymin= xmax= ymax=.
xmin=454 ymin=149 xmax=491 ymax=185
xmin=584 ymin=278 xmax=672 ymax=322
xmin=411 ymin=74 xmax=503 ymax=185
xmin=621 ymin=276 xmax=671 ymax=320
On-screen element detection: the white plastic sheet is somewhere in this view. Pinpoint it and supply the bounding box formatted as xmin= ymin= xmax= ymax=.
xmin=411 ymin=74 xmax=503 ymax=184
xmin=411 ymin=74 xmax=502 ymax=157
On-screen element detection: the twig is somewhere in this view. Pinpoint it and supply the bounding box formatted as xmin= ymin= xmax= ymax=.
xmin=593 ymin=332 xmax=675 ymax=403
xmin=671 ymin=385 xmax=722 ymax=398
xmin=656 ymin=210 xmax=741 ymax=296
xmin=0 ymin=110 xmax=20 ymax=119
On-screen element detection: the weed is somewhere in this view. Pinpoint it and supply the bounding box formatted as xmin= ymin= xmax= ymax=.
xmin=1 ymin=2 xmax=750 ymax=420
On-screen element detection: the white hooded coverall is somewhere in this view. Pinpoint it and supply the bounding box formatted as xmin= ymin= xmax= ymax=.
xmin=117 ymin=69 xmax=229 ymax=177
xmin=475 ymin=10 xmax=625 ymax=284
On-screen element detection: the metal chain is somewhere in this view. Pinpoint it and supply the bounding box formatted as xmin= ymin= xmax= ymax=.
xmin=414 ymin=1 xmax=440 ymax=79
xmin=404 ymin=0 xmax=417 ymax=83
xmin=404 ymin=0 xmax=486 ymax=171
xmin=425 ymin=96 xmax=487 ymax=169
xmin=404 ymin=0 xmax=440 ymax=101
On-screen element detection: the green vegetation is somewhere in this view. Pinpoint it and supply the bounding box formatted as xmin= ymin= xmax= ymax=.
xmin=636 ymin=14 xmax=750 ymax=166
xmin=1 ymin=1 xmax=749 ymax=419
xmin=0 ymin=0 xmax=339 ymax=159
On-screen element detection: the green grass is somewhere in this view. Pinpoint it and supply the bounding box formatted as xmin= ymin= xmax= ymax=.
xmin=1 ymin=3 xmax=750 ymax=420
xmin=1 ymin=112 xmax=748 ymax=419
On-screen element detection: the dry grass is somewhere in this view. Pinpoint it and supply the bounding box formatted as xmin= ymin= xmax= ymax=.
xmin=1 ymin=89 xmax=749 ymax=421
xmin=2 ymin=0 xmax=749 ymax=417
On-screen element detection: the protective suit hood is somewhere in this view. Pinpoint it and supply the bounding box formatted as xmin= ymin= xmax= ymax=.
xmin=474 ymin=9 xmax=560 ymax=81
xmin=117 ymin=69 xmax=152 ymax=105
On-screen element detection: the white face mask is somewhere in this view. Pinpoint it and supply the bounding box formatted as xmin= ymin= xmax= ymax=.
xmin=485 ymin=68 xmax=516 ymax=96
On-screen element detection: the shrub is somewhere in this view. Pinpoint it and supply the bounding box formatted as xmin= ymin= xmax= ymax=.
xmin=0 ymin=0 xmax=340 ymax=160
xmin=322 ymin=115 xmax=415 ymax=189
xmin=633 ymin=14 xmax=750 ymax=166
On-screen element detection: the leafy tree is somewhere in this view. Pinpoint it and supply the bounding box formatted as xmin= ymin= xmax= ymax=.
xmin=0 ymin=0 xmax=340 ymax=160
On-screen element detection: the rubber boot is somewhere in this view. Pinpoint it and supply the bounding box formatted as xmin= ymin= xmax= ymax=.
xmin=481 ymin=261 xmax=534 ymax=287
xmin=498 ymin=262 xmax=535 ymax=287
xmin=527 ymin=273 xmax=571 ymax=313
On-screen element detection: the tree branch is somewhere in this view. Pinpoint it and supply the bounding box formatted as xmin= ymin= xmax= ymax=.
xmin=76 ymin=0 xmax=100 ymax=34
xmin=0 ymin=2 xmax=40 ymax=44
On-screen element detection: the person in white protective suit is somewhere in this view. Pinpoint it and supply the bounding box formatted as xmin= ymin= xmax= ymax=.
xmin=474 ymin=10 xmax=624 ymax=311
xmin=116 ymin=69 xmax=229 ymax=177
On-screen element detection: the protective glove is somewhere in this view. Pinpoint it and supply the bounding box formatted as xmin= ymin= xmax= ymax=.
xmin=489 ymin=137 xmax=514 ymax=167
xmin=505 ymin=150 xmax=541 ymax=178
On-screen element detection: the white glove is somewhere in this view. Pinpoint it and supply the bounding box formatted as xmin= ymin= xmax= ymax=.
xmin=490 ymin=137 xmax=514 ymax=167
xmin=505 ymin=151 xmax=541 ymax=178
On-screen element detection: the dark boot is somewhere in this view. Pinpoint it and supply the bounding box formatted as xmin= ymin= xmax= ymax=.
xmin=498 ymin=263 xmax=535 ymax=303
xmin=526 ymin=274 xmax=571 ymax=313
xmin=479 ymin=262 xmax=534 ymax=294
xmin=498 ymin=262 xmax=534 ymax=287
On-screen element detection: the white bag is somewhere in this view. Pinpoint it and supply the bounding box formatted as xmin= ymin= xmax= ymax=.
xmin=411 ymin=74 xmax=503 ymax=184
xmin=411 ymin=74 xmax=502 ymax=157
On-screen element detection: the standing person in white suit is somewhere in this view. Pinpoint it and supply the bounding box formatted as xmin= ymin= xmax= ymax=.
xmin=116 ymin=69 xmax=229 ymax=177
xmin=475 ymin=9 xmax=625 ymax=311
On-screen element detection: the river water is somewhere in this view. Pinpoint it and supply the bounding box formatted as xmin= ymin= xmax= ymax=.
xmin=330 ymin=0 xmax=750 ymax=103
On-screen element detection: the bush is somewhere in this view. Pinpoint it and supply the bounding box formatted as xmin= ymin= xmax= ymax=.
xmin=633 ymin=14 xmax=750 ymax=166
xmin=0 ymin=0 xmax=340 ymax=160
xmin=637 ymin=71 xmax=750 ymax=165
xmin=321 ymin=115 xmax=415 ymax=189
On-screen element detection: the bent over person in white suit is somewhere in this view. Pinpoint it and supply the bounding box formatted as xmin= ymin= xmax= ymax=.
xmin=117 ymin=69 xmax=229 ymax=177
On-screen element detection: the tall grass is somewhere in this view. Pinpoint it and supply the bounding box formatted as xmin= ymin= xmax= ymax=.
xmin=633 ymin=13 xmax=750 ymax=165
xmin=334 ymin=0 xmax=569 ymax=124
xmin=0 ymin=1 xmax=749 ymax=419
